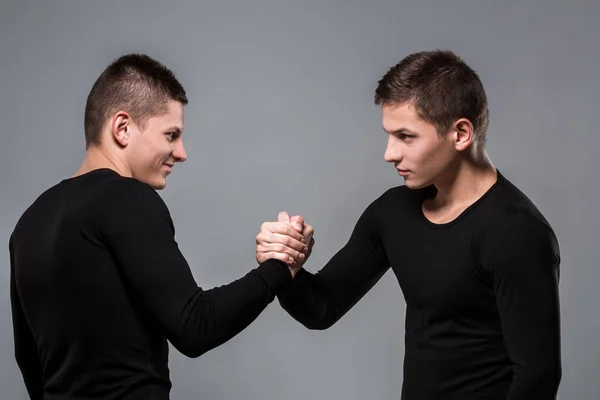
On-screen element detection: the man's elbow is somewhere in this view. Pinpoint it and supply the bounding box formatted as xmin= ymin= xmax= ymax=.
xmin=171 ymin=339 xmax=213 ymax=359
xmin=517 ymin=361 xmax=562 ymax=396
xmin=542 ymin=362 xmax=562 ymax=390
xmin=279 ymin=301 xmax=341 ymax=331
xmin=537 ymin=358 xmax=562 ymax=387
xmin=282 ymin=308 xmax=339 ymax=331
xmin=300 ymin=318 xmax=335 ymax=331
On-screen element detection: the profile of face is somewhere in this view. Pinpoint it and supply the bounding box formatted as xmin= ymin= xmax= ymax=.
xmin=381 ymin=102 xmax=472 ymax=189
xmin=111 ymin=100 xmax=187 ymax=189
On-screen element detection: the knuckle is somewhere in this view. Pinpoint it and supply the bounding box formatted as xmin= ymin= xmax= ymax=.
xmin=268 ymin=233 xmax=278 ymax=244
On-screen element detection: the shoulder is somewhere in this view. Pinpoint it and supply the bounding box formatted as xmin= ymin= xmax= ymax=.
xmin=372 ymin=184 xmax=426 ymax=210
xmin=104 ymin=175 xmax=167 ymax=209
xmin=95 ymin=173 xmax=174 ymax=231
xmin=487 ymin=172 xmax=557 ymax=241
xmin=494 ymin=208 xmax=557 ymax=245
xmin=365 ymin=184 xmax=429 ymax=224
xmin=352 ymin=185 xmax=425 ymax=235
xmin=359 ymin=185 xmax=408 ymax=218
xmin=480 ymin=204 xmax=560 ymax=273
xmin=476 ymin=172 xmax=560 ymax=267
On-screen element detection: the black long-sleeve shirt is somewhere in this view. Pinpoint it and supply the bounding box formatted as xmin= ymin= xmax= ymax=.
xmin=9 ymin=168 xmax=292 ymax=400
xmin=278 ymin=170 xmax=561 ymax=399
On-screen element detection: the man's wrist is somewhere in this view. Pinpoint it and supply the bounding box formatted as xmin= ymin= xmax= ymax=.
xmin=288 ymin=266 xmax=304 ymax=279
xmin=254 ymin=259 xmax=294 ymax=290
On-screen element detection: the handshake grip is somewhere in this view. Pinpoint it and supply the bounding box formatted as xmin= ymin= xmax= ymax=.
xmin=255 ymin=211 xmax=315 ymax=277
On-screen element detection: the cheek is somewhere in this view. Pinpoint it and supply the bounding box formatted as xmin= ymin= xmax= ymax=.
xmin=412 ymin=142 xmax=438 ymax=164
xmin=152 ymin=138 xmax=172 ymax=159
xmin=428 ymin=142 xmax=455 ymax=169
xmin=412 ymin=141 xmax=450 ymax=169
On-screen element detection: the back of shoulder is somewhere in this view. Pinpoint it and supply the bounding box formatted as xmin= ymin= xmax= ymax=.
xmin=102 ymin=173 xmax=165 ymax=209
xmin=12 ymin=170 xmax=169 ymax=238
xmin=93 ymin=172 xmax=171 ymax=225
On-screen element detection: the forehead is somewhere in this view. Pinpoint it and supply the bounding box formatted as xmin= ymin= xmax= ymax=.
xmin=381 ymin=103 xmax=422 ymax=131
xmin=381 ymin=103 xmax=442 ymax=137
xmin=149 ymin=100 xmax=184 ymax=128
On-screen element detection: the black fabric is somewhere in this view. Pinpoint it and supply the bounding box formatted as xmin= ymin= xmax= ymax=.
xmin=278 ymin=171 xmax=561 ymax=399
xmin=10 ymin=168 xmax=292 ymax=399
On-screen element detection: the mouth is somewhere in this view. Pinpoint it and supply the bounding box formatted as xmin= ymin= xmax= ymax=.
xmin=396 ymin=168 xmax=410 ymax=177
xmin=163 ymin=163 xmax=174 ymax=173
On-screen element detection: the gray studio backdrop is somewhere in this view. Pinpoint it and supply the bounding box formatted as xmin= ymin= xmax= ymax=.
xmin=1 ymin=0 xmax=598 ymax=399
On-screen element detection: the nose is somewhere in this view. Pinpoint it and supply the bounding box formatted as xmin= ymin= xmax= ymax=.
xmin=173 ymin=140 xmax=187 ymax=163
xmin=383 ymin=135 xmax=401 ymax=164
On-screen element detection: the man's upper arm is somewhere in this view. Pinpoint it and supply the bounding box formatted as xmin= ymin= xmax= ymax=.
xmin=98 ymin=181 xmax=214 ymax=354
xmin=99 ymin=180 xmax=201 ymax=332
xmin=97 ymin=179 xmax=291 ymax=357
xmin=10 ymin=234 xmax=44 ymax=400
xmin=317 ymin=199 xmax=391 ymax=313
xmin=483 ymin=211 xmax=561 ymax=398
xmin=278 ymin=195 xmax=391 ymax=328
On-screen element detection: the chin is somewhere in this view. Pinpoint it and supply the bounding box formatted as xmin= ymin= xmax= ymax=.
xmin=144 ymin=177 xmax=167 ymax=190
xmin=403 ymin=178 xmax=430 ymax=190
xmin=152 ymin=181 xmax=167 ymax=190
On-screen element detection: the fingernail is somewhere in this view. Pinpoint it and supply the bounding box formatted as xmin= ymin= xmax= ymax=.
xmin=299 ymin=254 xmax=305 ymax=260
xmin=288 ymin=257 xmax=294 ymax=264
xmin=295 ymin=224 xmax=302 ymax=230
xmin=300 ymin=237 xmax=306 ymax=243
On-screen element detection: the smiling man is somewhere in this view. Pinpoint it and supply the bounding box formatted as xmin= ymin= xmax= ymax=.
xmin=9 ymin=53 xmax=299 ymax=400
xmin=256 ymin=50 xmax=562 ymax=399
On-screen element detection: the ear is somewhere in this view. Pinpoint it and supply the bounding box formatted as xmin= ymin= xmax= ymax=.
xmin=452 ymin=118 xmax=474 ymax=151
xmin=110 ymin=111 xmax=133 ymax=147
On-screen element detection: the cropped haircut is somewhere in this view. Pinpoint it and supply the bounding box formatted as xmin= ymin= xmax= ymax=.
xmin=84 ymin=53 xmax=188 ymax=148
xmin=374 ymin=50 xmax=489 ymax=142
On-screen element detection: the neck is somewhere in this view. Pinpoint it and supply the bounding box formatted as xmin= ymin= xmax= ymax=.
xmin=430 ymin=147 xmax=497 ymax=209
xmin=74 ymin=144 xmax=132 ymax=179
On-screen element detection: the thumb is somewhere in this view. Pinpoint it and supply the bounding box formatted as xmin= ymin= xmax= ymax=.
xmin=277 ymin=211 xmax=291 ymax=224
xmin=303 ymin=223 xmax=314 ymax=242
xmin=290 ymin=215 xmax=304 ymax=232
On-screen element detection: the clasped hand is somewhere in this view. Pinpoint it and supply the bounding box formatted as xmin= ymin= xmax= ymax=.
xmin=255 ymin=212 xmax=315 ymax=277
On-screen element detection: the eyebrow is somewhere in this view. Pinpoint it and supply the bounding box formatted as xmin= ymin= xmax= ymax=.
xmin=383 ymin=127 xmax=418 ymax=135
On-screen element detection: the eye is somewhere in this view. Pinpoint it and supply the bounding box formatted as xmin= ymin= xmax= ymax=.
xmin=166 ymin=131 xmax=179 ymax=141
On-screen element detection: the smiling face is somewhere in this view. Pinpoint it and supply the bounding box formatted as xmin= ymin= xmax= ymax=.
xmin=116 ymin=100 xmax=187 ymax=189
xmin=382 ymin=102 xmax=459 ymax=189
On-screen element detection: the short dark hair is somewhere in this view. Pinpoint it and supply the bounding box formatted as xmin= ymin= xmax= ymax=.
xmin=84 ymin=53 xmax=188 ymax=148
xmin=374 ymin=50 xmax=489 ymax=143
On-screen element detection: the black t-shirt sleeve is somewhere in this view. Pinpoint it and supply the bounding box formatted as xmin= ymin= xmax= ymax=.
xmin=277 ymin=197 xmax=390 ymax=329
xmin=481 ymin=211 xmax=562 ymax=399
xmin=99 ymin=180 xmax=292 ymax=358
xmin=9 ymin=235 xmax=44 ymax=400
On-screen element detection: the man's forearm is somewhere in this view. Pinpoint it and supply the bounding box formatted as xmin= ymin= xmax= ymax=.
xmin=141 ymin=259 xmax=293 ymax=358
xmin=278 ymin=268 xmax=342 ymax=330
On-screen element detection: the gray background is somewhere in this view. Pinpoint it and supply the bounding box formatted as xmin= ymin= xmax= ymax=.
xmin=1 ymin=0 xmax=598 ymax=399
